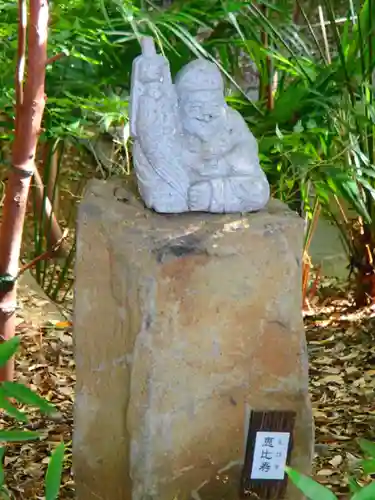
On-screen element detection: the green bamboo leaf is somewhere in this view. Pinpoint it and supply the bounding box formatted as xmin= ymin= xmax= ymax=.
xmin=325 ymin=170 xmax=371 ymax=223
xmin=352 ymin=482 xmax=375 ymax=500
xmin=359 ymin=439 xmax=375 ymax=459
xmin=2 ymin=382 xmax=55 ymax=415
xmin=0 ymin=337 xmax=19 ymax=367
xmin=0 ymin=430 xmax=40 ymax=442
xmin=348 ymin=477 xmax=362 ymax=494
xmin=0 ymin=447 xmax=5 ymax=487
xmin=0 ymin=393 xmax=28 ymax=422
xmin=45 ymin=442 xmax=65 ymax=500
xmin=361 ymin=459 xmax=375 ymax=475
xmin=285 ymin=467 xmax=338 ymax=500
xmin=0 ymin=485 xmax=12 ymax=499
xmin=361 ymin=167 xmax=375 ymax=179
xmin=357 ymin=178 xmax=375 ymax=201
xmin=275 ymin=124 xmax=283 ymax=139
xmin=293 ymin=121 xmax=304 ymax=134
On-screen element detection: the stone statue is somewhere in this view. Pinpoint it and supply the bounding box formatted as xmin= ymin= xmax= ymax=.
xmin=129 ymin=37 xmax=270 ymax=213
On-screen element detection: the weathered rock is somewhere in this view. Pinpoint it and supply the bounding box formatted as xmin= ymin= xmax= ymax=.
xmin=73 ymin=179 xmax=314 ymax=500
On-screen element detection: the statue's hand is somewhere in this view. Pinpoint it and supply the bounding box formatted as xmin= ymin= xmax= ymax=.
xmin=188 ymin=181 xmax=212 ymax=211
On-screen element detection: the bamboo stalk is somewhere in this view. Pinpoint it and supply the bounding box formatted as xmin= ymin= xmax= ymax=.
xmin=33 ymin=167 xmax=66 ymax=254
xmin=35 ymin=139 xmax=67 ymax=257
xmin=293 ymin=2 xmax=301 ymax=24
xmin=0 ymin=0 xmax=49 ymax=381
xmin=41 ymin=140 xmax=60 ymax=219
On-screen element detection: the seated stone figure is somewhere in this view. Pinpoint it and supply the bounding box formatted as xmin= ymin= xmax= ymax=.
xmin=130 ymin=37 xmax=270 ymax=214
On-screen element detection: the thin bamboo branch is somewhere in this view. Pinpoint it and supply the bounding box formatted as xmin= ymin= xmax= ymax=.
xmin=18 ymin=228 xmax=68 ymax=277
xmin=259 ymin=3 xmax=274 ymax=110
xmin=300 ymin=16 xmax=358 ymax=29
xmin=46 ymin=51 xmax=67 ymax=66
xmin=318 ymin=5 xmax=331 ymax=64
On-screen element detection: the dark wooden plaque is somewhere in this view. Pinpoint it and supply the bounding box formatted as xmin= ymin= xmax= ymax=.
xmin=240 ymin=410 xmax=296 ymax=499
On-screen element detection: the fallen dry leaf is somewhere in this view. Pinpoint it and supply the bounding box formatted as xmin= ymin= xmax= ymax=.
xmin=306 ymin=280 xmax=375 ymax=498
xmin=317 ymin=468 xmax=335 ymax=476
xmin=319 ymin=375 xmax=345 ymax=385
xmin=329 ymin=455 xmax=343 ymax=467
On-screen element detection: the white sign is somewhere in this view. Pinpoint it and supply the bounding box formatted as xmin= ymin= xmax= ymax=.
xmin=250 ymin=431 xmax=290 ymax=480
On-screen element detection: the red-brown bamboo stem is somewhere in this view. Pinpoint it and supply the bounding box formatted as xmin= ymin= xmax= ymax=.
xmin=0 ymin=0 xmax=49 ymax=381
xmin=293 ymin=3 xmax=301 ymax=24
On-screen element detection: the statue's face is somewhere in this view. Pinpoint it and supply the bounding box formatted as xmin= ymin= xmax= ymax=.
xmin=180 ymin=91 xmax=226 ymax=141
xmin=139 ymin=60 xmax=164 ymax=83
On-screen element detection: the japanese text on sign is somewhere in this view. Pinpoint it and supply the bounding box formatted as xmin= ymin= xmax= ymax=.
xmin=250 ymin=432 xmax=290 ymax=480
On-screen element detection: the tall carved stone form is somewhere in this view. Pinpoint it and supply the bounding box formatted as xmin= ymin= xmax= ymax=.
xmin=73 ymin=179 xmax=314 ymax=500
xmin=129 ymin=37 xmax=270 ymax=214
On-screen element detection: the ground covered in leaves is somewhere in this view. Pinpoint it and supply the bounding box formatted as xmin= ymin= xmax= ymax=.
xmin=306 ymin=281 xmax=375 ymax=496
xmin=0 ymin=278 xmax=374 ymax=498
xmin=1 ymin=277 xmax=74 ymax=499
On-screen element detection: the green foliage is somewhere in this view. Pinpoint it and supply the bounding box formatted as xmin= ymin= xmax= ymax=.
xmin=0 ymin=337 xmax=55 ymax=424
xmin=359 ymin=439 xmax=375 ymax=476
xmin=0 ymin=337 xmax=19 ymax=367
xmin=286 ymin=440 xmax=375 ymax=500
xmin=1 ymin=0 xmax=375 ymax=297
xmin=353 ymin=483 xmax=375 ymax=500
xmin=2 ymin=381 xmax=55 ymax=414
xmin=286 ymin=468 xmax=375 ymax=500
xmin=359 ymin=439 xmax=375 ymax=459
xmin=228 ymin=0 xmax=375 ymax=284
xmin=0 ymin=0 xmax=318 ymax=140
xmin=0 ymin=338 xmax=64 ymax=499
xmin=45 ymin=442 xmax=66 ymax=500
xmin=0 ymin=430 xmax=40 ymax=442
xmin=286 ymin=466 xmax=337 ymax=500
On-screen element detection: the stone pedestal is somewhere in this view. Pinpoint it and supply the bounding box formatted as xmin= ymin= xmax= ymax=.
xmin=73 ymin=179 xmax=314 ymax=500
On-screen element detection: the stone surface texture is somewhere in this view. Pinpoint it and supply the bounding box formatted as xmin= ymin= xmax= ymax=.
xmin=73 ymin=179 xmax=313 ymax=500
xmin=129 ymin=37 xmax=270 ymax=214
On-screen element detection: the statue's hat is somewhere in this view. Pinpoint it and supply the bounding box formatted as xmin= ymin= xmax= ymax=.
xmin=175 ymin=59 xmax=224 ymax=94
